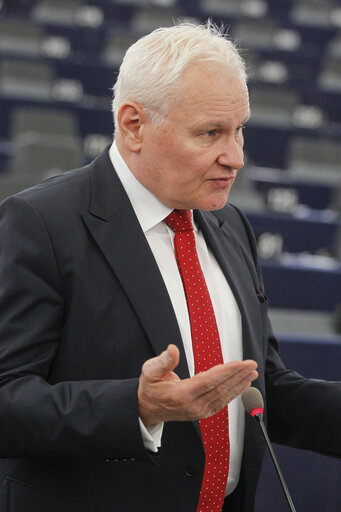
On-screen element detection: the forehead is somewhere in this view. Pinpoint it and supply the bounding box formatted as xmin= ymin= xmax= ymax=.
xmin=169 ymin=62 xmax=250 ymax=125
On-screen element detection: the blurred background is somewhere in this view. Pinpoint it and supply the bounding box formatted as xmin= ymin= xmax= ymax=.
xmin=0 ymin=0 xmax=340 ymax=510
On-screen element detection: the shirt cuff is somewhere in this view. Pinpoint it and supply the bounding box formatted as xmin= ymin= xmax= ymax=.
xmin=138 ymin=418 xmax=164 ymax=453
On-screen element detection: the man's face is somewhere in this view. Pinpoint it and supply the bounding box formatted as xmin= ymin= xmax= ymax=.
xmin=135 ymin=62 xmax=250 ymax=211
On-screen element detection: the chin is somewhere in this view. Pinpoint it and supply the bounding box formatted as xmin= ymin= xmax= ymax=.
xmin=201 ymin=194 xmax=230 ymax=211
xmin=177 ymin=191 xmax=230 ymax=211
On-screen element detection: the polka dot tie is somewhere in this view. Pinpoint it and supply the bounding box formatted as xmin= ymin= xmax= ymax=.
xmin=165 ymin=209 xmax=229 ymax=512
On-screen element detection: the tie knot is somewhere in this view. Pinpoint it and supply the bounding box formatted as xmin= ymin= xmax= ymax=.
xmin=164 ymin=209 xmax=193 ymax=233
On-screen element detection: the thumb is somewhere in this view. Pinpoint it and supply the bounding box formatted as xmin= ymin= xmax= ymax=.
xmin=142 ymin=344 xmax=179 ymax=381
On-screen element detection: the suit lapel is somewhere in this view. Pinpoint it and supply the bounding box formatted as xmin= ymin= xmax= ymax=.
xmin=81 ymin=150 xmax=190 ymax=380
xmin=195 ymin=209 xmax=266 ymax=453
xmin=194 ymin=209 xmax=262 ymax=363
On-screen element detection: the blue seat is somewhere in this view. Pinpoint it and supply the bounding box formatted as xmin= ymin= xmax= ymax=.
xmin=246 ymin=210 xmax=340 ymax=256
xmin=249 ymin=166 xmax=337 ymax=211
xmin=262 ymin=259 xmax=341 ymax=311
xmin=0 ymin=94 xmax=113 ymax=140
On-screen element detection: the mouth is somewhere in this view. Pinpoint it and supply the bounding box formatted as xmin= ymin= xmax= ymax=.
xmin=210 ymin=176 xmax=235 ymax=188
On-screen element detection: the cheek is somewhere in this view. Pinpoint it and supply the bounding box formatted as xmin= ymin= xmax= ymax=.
xmin=190 ymin=154 xmax=218 ymax=177
xmin=154 ymin=137 xmax=216 ymax=185
xmin=165 ymin=151 xmax=198 ymax=179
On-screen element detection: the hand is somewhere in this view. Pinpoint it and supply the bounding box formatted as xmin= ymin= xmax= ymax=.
xmin=138 ymin=344 xmax=258 ymax=427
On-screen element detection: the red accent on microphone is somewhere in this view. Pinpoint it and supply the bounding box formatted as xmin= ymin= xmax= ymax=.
xmin=250 ymin=407 xmax=264 ymax=417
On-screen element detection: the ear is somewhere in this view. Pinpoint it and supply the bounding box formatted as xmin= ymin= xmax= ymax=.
xmin=117 ymin=102 xmax=145 ymax=152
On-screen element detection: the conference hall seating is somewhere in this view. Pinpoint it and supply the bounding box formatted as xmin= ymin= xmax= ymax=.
xmin=0 ymin=1 xmax=340 ymax=510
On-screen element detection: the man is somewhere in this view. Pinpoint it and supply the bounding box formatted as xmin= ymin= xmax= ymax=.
xmin=0 ymin=22 xmax=340 ymax=512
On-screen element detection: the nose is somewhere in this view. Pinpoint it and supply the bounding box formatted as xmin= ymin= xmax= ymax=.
xmin=217 ymin=137 xmax=244 ymax=171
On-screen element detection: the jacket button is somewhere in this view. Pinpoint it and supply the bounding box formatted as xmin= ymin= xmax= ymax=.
xmin=184 ymin=465 xmax=196 ymax=477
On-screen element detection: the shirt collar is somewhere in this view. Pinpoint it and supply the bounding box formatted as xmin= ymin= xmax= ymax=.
xmin=109 ymin=141 xmax=196 ymax=232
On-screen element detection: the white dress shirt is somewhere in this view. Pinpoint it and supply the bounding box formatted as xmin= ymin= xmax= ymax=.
xmin=109 ymin=141 xmax=245 ymax=496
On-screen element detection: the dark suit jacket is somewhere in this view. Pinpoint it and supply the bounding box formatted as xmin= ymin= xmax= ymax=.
xmin=0 ymin=149 xmax=340 ymax=512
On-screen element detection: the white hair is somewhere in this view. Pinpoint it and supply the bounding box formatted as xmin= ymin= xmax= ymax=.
xmin=112 ymin=20 xmax=247 ymax=130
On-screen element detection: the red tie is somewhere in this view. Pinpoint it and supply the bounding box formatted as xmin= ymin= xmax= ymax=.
xmin=165 ymin=209 xmax=229 ymax=512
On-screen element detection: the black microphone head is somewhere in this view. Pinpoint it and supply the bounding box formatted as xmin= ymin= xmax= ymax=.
xmin=242 ymin=387 xmax=264 ymax=416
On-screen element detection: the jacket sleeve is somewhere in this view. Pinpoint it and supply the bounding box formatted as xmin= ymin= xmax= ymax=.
xmin=230 ymin=204 xmax=341 ymax=457
xmin=0 ymin=195 xmax=152 ymax=463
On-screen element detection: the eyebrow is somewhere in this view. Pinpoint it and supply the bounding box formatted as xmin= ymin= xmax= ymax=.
xmin=205 ymin=115 xmax=251 ymax=129
xmin=194 ymin=112 xmax=251 ymax=132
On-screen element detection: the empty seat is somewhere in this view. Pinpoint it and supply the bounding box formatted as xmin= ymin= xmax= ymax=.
xmin=261 ymin=257 xmax=341 ymax=312
xmin=32 ymin=0 xmax=104 ymax=29
xmin=1 ymin=106 xmax=82 ymax=198
xmin=232 ymin=20 xmax=301 ymax=52
xmin=290 ymin=1 xmax=333 ymax=28
xmin=0 ymin=132 xmax=83 ymax=195
xmin=249 ymin=86 xmax=299 ymax=127
xmin=287 ymin=136 xmax=341 ymax=183
xmin=269 ymin=309 xmax=336 ymax=337
xmin=9 ymin=106 xmax=78 ymax=140
xmin=0 ymin=19 xmax=43 ymax=57
xmin=246 ymin=210 xmax=341 ymax=257
xmin=0 ymin=58 xmax=54 ymax=100
xmin=232 ymin=20 xmax=277 ymax=50
xmin=0 ymin=104 xmax=89 ymax=200
xmin=32 ymin=0 xmax=81 ymax=27
xmin=249 ymin=165 xmax=339 ymax=211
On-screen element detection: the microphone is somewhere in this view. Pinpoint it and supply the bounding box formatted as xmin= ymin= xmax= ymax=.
xmin=242 ymin=387 xmax=297 ymax=512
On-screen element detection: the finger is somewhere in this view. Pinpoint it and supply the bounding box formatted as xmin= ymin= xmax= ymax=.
xmin=216 ymin=367 xmax=258 ymax=400
xmin=206 ymin=363 xmax=258 ymax=399
xmin=186 ymin=360 xmax=258 ymax=398
xmin=204 ymin=371 xmax=258 ymax=417
xmin=141 ymin=344 xmax=180 ymax=381
xmin=187 ymin=366 xmax=258 ymax=419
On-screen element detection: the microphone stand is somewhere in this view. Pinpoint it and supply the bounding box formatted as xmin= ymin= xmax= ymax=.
xmin=255 ymin=413 xmax=297 ymax=512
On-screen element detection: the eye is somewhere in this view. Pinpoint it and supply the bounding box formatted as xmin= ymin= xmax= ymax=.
xmin=204 ymin=129 xmax=218 ymax=137
xmin=235 ymin=124 xmax=246 ymax=139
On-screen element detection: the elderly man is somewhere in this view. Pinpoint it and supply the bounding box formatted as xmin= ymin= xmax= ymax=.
xmin=0 ymin=21 xmax=340 ymax=512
